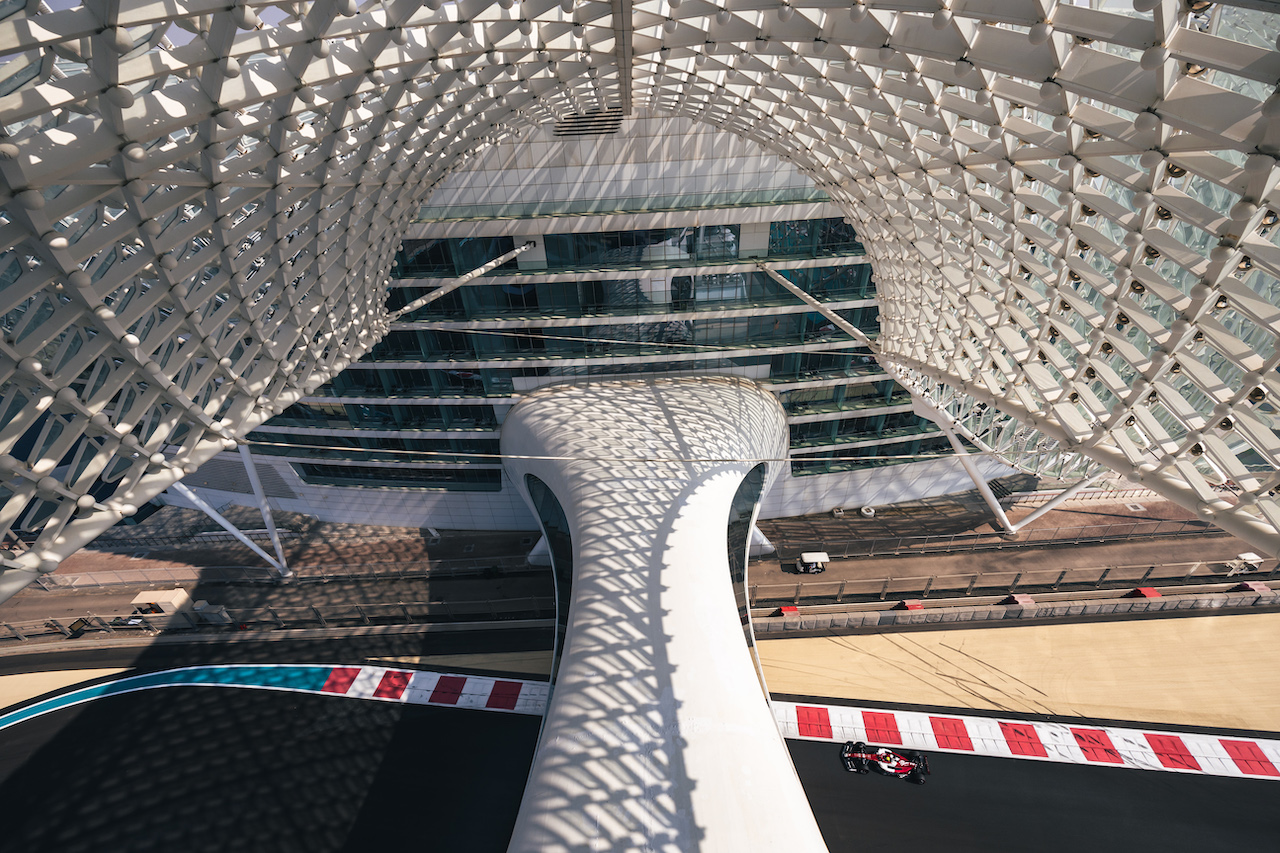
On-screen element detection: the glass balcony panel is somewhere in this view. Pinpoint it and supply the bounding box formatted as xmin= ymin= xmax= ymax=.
xmin=414 ymin=186 xmax=830 ymax=223
xmin=768 ymin=217 xmax=864 ymax=257
xmin=393 ymin=236 xmax=520 ymax=278
xmin=294 ymin=463 xmax=502 ymax=491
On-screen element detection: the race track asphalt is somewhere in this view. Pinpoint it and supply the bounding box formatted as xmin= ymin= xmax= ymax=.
xmin=0 ymin=688 xmax=540 ymax=853
xmin=3 ymin=677 xmax=1276 ymax=853
xmin=789 ymin=738 xmax=1280 ymax=852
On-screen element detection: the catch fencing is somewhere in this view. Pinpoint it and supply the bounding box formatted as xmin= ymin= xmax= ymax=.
xmin=770 ymin=519 xmax=1225 ymax=561
xmin=0 ymin=595 xmax=555 ymax=645
xmin=34 ymin=556 xmax=536 ymax=591
xmin=747 ymin=559 xmax=1275 ymax=607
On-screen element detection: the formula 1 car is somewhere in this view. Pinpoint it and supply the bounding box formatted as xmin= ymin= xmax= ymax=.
xmin=841 ymin=741 xmax=931 ymax=784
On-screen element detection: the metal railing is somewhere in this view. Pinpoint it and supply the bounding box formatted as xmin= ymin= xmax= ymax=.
xmin=1007 ymin=487 xmax=1160 ymax=506
xmin=769 ymin=519 xmax=1225 ymax=561
xmin=288 ymin=556 xmax=537 ymax=582
xmin=37 ymin=565 xmax=274 ymax=590
xmin=34 ymin=556 xmax=539 ymax=591
xmin=86 ymin=530 xmax=300 ymax=552
xmin=0 ymin=595 xmax=556 ymax=645
xmin=746 ymin=559 xmax=1277 ymax=607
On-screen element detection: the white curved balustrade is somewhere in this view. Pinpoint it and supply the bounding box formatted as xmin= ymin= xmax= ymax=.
xmin=502 ymin=376 xmax=825 ymax=853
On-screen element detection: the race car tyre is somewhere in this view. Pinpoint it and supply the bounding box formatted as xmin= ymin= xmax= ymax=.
xmin=843 ymin=741 xmax=870 ymax=774
xmin=900 ymin=751 xmax=931 ymax=775
xmin=907 ymin=769 xmax=927 ymax=785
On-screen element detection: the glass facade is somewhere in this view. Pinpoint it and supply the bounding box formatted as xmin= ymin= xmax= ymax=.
xmin=255 ymin=217 xmax=945 ymax=486
xmin=393 ymin=236 xmax=520 ymax=278
xmin=769 ymin=218 xmax=864 ymax=257
xmin=544 ymin=225 xmax=740 ymax=268
xmin=294 ymin=464 xmax=503 ymax=491
xmin=390 ymin=266 xmax=875 ymax=323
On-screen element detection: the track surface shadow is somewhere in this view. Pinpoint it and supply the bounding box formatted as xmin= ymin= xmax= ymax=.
xmin=789 ymin=739 xmax=1280 ymax=852
xmin=0 ymin=689 xmax=539 ymax=853
xmin=4 ymin=686 xmax=1276 ymax=852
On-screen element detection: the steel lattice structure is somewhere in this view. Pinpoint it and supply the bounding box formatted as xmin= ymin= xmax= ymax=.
xmin=2 ymin=0 xmax=1279 ymax=595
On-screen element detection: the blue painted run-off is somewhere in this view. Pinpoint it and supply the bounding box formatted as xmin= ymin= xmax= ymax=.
xmin=0 ymin=665 xmax=335 ymax=733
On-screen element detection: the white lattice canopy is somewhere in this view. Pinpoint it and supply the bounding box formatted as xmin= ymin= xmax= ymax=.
xmin=2 ymin=0 xmax=1280 ymax=593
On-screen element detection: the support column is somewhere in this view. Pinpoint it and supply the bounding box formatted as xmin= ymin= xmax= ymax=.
xmin=936 ymin=422 xmax=1018 ymax=534
xmin=237 ymin=444 xmax=291 ymax=577
xmin=911 ymin=395 xmax=1017 ymax=534
xmin=169 ymin=482 xmax=287 ymax=574
xmin=502 ymin=376 xmax=827 ymax=853
xmin=1010 ymin=471 xmax=1107 ymax=532
xmin=391 ymin=241 xmax=535 ymax=319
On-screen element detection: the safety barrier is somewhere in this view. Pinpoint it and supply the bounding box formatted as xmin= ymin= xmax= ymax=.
xmin=34 ymin=555 xmax=536 ymax=591
xmin=747 ymin=559 xmax=1275 ymax=607
xmin=0 ymin=595 xmax=555 ymax=645
xmin=1006 ymin=487 xmax=1161 ymax=506
xmin=87 ymin=529 xmax=298 ymax=551
xmin=752 ymin=583 xmax=1280 ymax=634
xmin=769 ymin=519 xmax=1225 ymax=561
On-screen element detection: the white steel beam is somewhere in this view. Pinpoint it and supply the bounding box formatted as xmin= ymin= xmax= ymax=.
xmin=169 ymin=482 xmax=287 ymax=575
xmin=236 ymin=445 xmax=292 ymax=578
xmin=390 ymin=242 xmax=537 ymax=320
xmin=912 ymin=393 xmax=1017 ymax=535
xmin=1009 ymin=471 xmax=1109 ymax=534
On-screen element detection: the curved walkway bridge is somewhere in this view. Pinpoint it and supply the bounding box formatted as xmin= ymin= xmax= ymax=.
xmin=502 ymin=376 xmax=827 ymax=852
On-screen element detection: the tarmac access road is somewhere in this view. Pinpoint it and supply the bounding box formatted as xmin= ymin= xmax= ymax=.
xmin=750 ymin=534 xmax=1257 ymax=586
xmin=0 ymin=627 xmax=553 ymax=681
xmin=0 ymin=571 xmax=553 ymax=625
xmin=790 ymin=738 xmax=1280 ymax=852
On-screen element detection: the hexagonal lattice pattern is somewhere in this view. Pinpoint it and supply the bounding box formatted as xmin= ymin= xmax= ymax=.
xmin=2 ymin=1 xmax=1279 ymax=593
